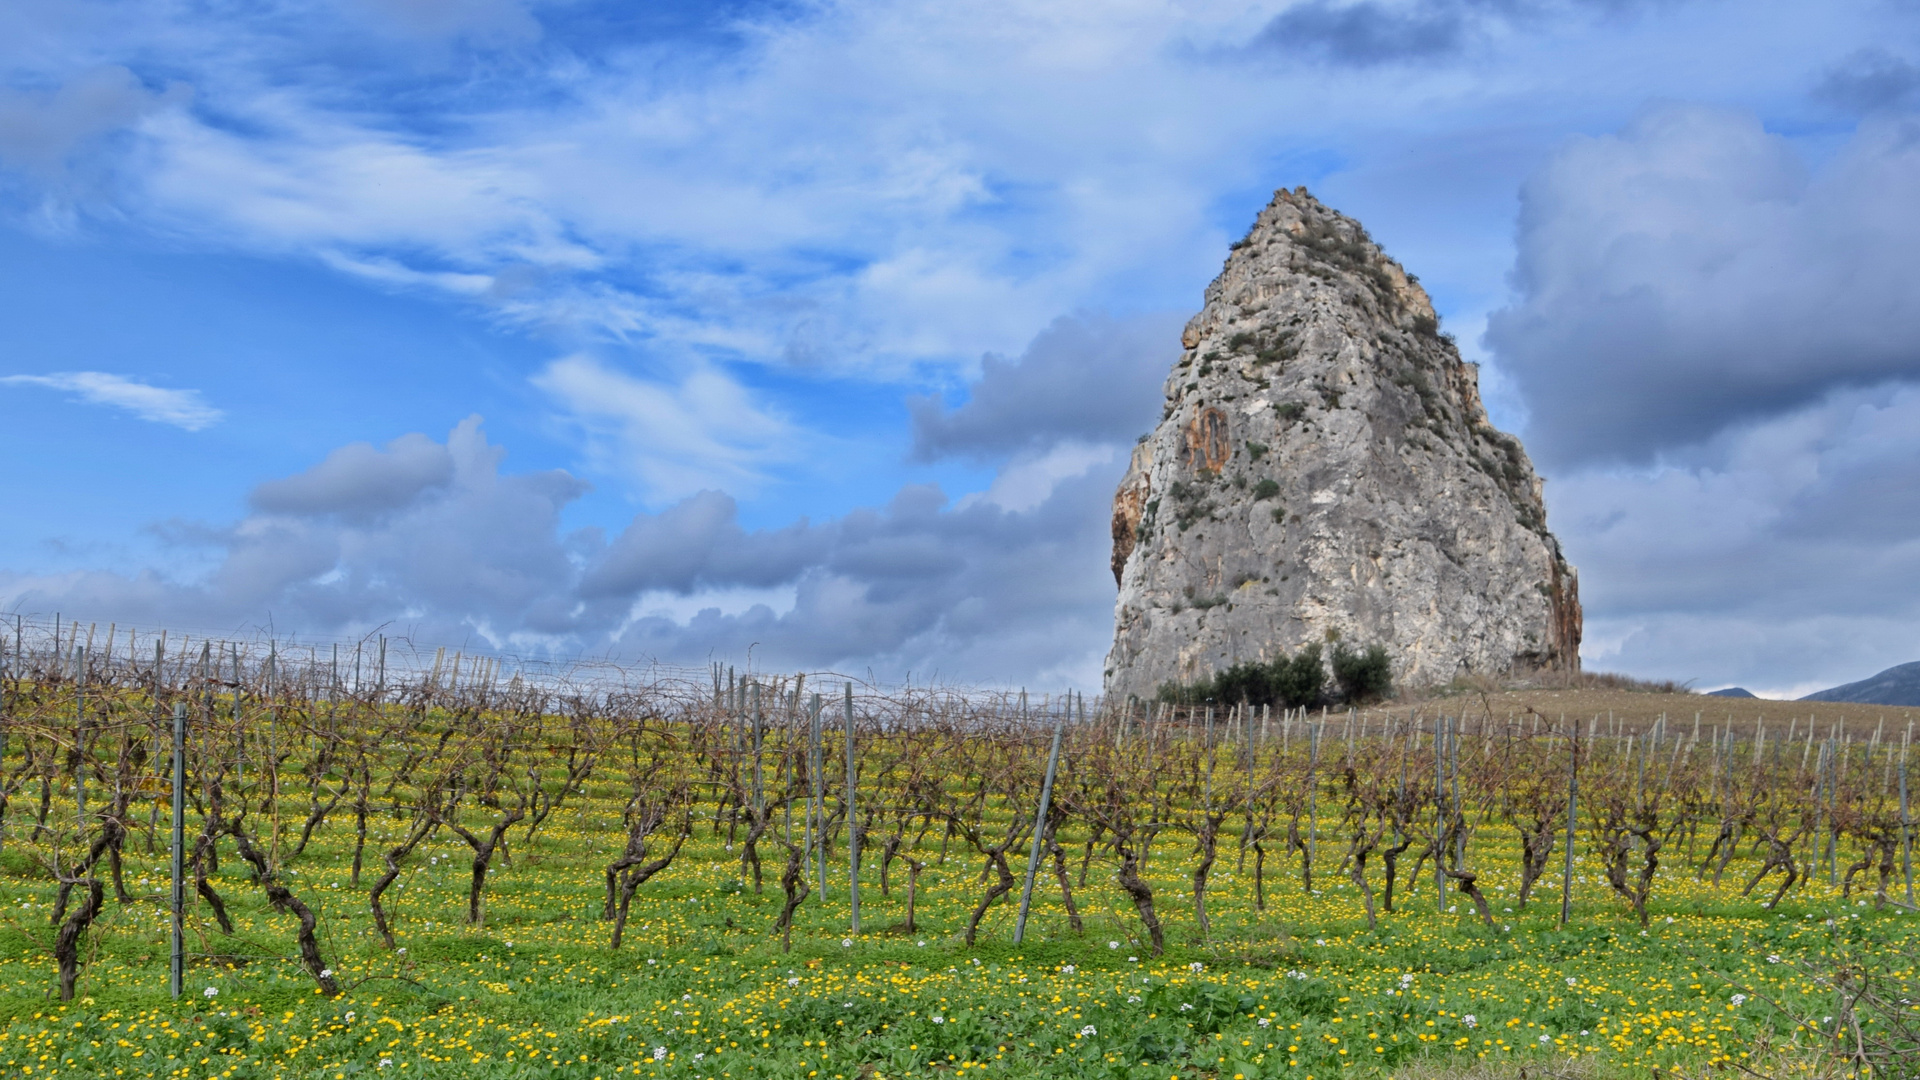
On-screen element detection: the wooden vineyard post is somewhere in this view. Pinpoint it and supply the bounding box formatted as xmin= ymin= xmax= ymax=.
xmin=1451 ymin=715 xmax=1465 ymax=870
xmin=170 ymin=701 xmax=186 ymax=999
xmin=810 ymin=687 xmax=825 ymax=899
xmin=1306 ymin=719 xmax=1319 ymax=893
xmin=1829 ymin=736 xmax=1841 ymax=887
xmin=1562 ymin=727 xmax=1579 ymax=927
xmin=752 ymin=683 xmax=765 ymax=823
xmin=810 ymin=693 xmax=826 ymax=903
xmin=1014 ymin=706 xmax=1065 ymax=945
xmin=74 ymin=646 xmax=87 ymax=824
xmin=845 ymin=682 xmax=859 ymax=935
xmin=1435 ymin=717 xmax=1446 ymax=911
xmin=1900 ymin=749 xmax=1914 ymax=907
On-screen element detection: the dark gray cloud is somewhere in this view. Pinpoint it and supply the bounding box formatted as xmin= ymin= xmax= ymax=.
xmin=3 ymin=417 xmax=591 ymax=640
xmin=1815 ymin=49 xmax=1920 ymax=114
xmin=909 ymin=311 xmax=1181 ymax=462
xmin=606 ymin=473 xmax=1121 ymax=682
xmin=1485 ymin=104 xmax=1920 ymax=468
xmin=1243 ymin=0 xmax=1663 ymax=67
xmin=2 ymin=413 xmax=1128 ymax=686
xmin=250 ymin=431 xmax=458 ymax=520
xmin=0 ymin=66 xmax=181 ymax=183
xmin=1554 ymin=383 xmax=1920 ymax=695
xmin=577 ymin=490 xmax=831 ymax=599
xmin=1472 ymin=104 xmax=1920 ymax=695
xmin=1249 ymin=0 xmax=1478 ymax=65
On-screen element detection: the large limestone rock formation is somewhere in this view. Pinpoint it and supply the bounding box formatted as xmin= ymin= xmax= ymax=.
xmin=1104 ymin=188 xmax=1580 ymax=700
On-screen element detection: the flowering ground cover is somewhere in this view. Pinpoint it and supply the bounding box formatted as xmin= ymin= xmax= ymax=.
xmin=1 ymin=813 xmax=1912 ymax=1080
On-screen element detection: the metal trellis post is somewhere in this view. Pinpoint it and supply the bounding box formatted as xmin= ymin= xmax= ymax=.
xmin=845 ymin=682 xmax=859 ymax=935
xmin=1015 ymin=706 xmax=1065 ymax=945
xmin=170 ymin=701 xmax=186 ymax=999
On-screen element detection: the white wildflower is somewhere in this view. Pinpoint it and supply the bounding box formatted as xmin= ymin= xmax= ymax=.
xmin=1189 ymin=962 xmax=1204 ymax=973
xmin=1462 ymin=1015 xmax=1478 ymax=1029
xmin=1730 ymin=994 xmax=1747 ymax=1006
xmin=1108 ymin=941 xmax=1119 ymax=949
xmin=1062 ymin=964 xmax=1076 ymax=974
xmin=932 ymin=1016 xmax=944 ymax=1024
xmin=653 ymin=1046 xmax=668 ymax=1061
xmin=1258 ymin=1018 xmax=1272 ymax=1027
xmin=1079 ymin=1025 xmax=1097 ymax=1037
xmin=788 ymin=977 xmax=801 ymax=987
xmin=1566 ymin=977 xmax=1577 ymax=987
xmin=203 ymin=986 xmax=218 ymax=998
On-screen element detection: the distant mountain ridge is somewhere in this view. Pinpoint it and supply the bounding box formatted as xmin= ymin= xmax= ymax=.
xmin=1800 ymin=661 xmax=1920 ymax=706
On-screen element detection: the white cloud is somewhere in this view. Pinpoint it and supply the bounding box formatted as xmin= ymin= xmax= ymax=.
xmin=532 ymin=354 xmax=799 ymax=503
xmin=960 ymin=441 xmax=1117 ymax=513
xmin=0 ymin=371 xmax=222 ymax=430
xmin=316 ymin=251 xmax=494 ymax=296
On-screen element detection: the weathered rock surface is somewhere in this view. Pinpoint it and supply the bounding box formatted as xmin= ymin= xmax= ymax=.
xmin=1104 ymin=188 xmax=1580 ymax=700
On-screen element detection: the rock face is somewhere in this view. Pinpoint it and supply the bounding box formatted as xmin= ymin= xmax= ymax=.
xmin=1104 ymin=188 xmax=1580 ymax=700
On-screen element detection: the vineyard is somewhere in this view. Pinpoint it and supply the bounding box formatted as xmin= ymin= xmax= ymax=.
xmin=1 ymin=619 xmax=1918 ymax=1080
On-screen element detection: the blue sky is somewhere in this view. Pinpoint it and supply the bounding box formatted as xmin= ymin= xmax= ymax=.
xmin=3 ymin=0 xmax=1920 ymax=695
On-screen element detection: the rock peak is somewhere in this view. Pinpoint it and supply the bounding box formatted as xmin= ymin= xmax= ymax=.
xmin=1104 ymin=188 xmax=1579 ymax=699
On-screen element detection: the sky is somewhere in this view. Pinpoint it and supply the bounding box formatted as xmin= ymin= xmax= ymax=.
xmin=2 ymin=0 xmax=1919 ymax=697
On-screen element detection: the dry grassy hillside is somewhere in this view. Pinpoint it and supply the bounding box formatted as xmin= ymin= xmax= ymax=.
xmin=1371 ymin=675 xmax=1920 ymax=739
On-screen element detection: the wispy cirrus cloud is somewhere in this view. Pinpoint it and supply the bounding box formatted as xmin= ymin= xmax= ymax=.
xmin=0 ymin=371 xmax=222 ymax=430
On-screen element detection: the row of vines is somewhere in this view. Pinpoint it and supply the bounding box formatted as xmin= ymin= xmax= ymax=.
xmin=1 ymin=618 xmax=1915 ymax=1008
